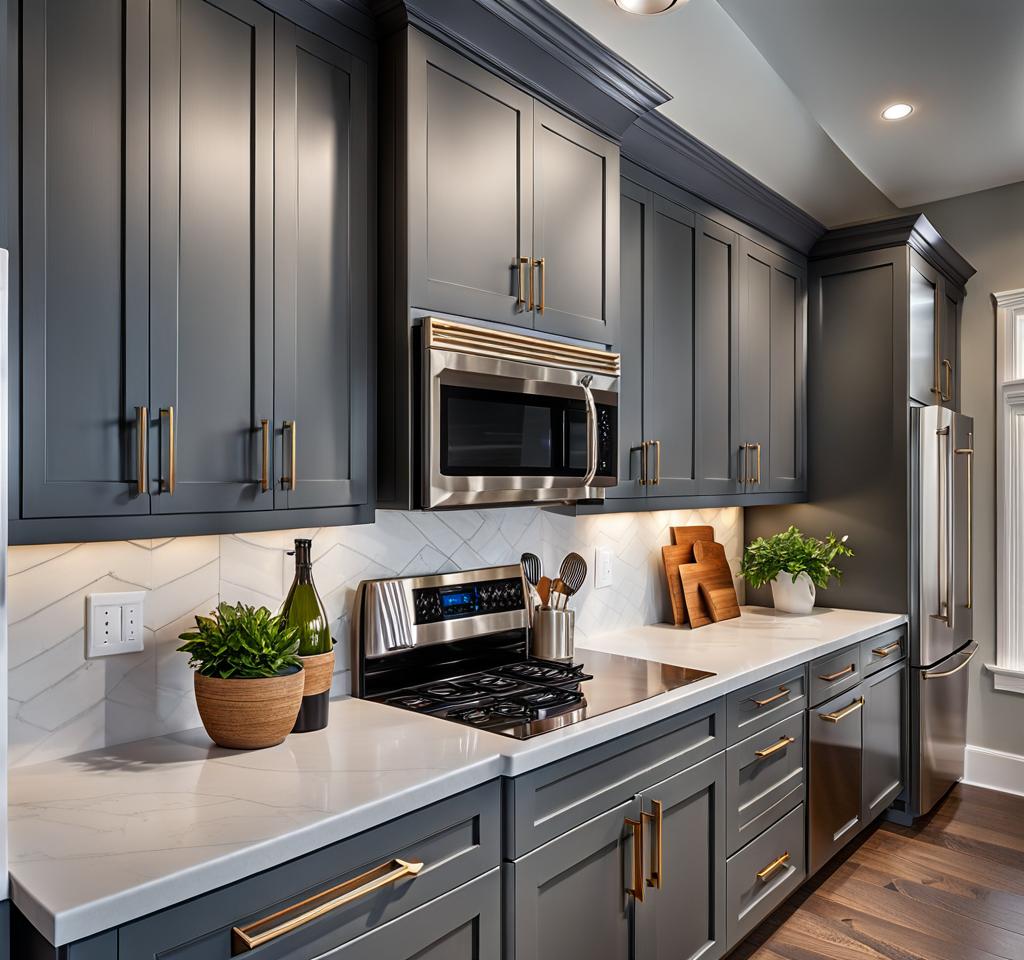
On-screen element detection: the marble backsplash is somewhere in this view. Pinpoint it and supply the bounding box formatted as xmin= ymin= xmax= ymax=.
xmin=7 ymin=506 xmax=742 ymax=767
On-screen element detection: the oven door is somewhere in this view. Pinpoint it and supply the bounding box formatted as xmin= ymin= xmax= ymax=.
xmin=424 ymin=342 xmax=618 ymax=509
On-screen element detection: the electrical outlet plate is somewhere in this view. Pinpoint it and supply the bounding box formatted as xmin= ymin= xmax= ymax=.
xmin=86 ymin=591 xmax=146 ymax=657
xmin=595 ymin=547 xmax=614 ymax=589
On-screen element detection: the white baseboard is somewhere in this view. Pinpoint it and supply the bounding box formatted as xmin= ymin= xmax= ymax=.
xmin=964 ymin=745 xmax=1024 ymax=797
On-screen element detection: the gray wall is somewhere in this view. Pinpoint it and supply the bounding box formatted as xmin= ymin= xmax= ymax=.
xmin=912 ymin=180 xmax=1024 ymax=755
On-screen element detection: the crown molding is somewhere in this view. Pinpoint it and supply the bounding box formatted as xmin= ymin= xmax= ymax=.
xmin=621 ymin=111 xmax=826 ymax=254
xmin=811 ymin=213 xmax=976 ymax=292
xmin=371 ymin=0 xmax=671 ymax=139
xmin=993 ymin=288 xmax=1024 ymax=309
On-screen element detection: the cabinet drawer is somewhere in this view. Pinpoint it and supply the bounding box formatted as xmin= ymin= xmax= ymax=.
xmin=861 ymin=625 xmax=906 ymax=677
xmin=808 ymin=644 xmax=862 ymax=706
xmin=726 ymin=665 xmax=806 ymax=745
xmin=726 ymin=803 xmax=806 ymax=948
xmin=726 ymin=712 xmax=805 ymax=856
xmin=504 ymin=698 xmax=724 ymax=858
xmin=118 ymin=781 xmax=500 ymax=959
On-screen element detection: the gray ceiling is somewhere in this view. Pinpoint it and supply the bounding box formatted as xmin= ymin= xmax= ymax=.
xmin=548 ymin=0 xmax=1024 ymax=225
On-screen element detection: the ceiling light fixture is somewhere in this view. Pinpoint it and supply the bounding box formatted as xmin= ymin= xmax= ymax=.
xmin=881 ymin=102 xmax=914 ymax=121
xmin=613 ymin=0 xmax=686 ymax=14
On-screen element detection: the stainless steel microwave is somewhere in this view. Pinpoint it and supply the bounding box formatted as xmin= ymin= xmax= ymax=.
xmin=420 ymin=317 xmax=620 ymax=509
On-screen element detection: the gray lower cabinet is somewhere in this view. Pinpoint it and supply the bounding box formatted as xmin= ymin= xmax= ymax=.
xmin=635 ymin=753 xmax=727 ymax=960
xmin=862 ymin=660 xmax=906 ymax=823
xmin=507 ymin=797 xmax=639 ymax=960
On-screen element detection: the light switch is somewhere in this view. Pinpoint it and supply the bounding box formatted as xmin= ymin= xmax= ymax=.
xmin=595 ymin=547 xmax=614 ymax=589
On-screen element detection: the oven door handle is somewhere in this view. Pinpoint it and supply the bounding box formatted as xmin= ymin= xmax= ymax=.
xmin=580 ymin=374 xmax=599 ymax=487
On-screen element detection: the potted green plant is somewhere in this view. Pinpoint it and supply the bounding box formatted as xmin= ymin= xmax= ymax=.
xmin=740 ymin=526 xmax=854 ymax=615
xmin=178 ymin=602 xmax=304 ymax=749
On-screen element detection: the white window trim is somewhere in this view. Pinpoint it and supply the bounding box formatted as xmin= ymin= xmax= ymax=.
xmin=993 ymin=289 xmax=1024 ymax=693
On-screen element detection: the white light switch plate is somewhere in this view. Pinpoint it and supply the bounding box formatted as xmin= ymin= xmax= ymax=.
xmin=86 ymin=592 xmax=146 ymax=657
xmin=594 ymin=547 xmax=614 ymax=589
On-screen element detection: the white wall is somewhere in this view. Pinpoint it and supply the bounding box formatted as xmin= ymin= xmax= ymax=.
xmin=7 ymin=506 xmax=741 ymax=767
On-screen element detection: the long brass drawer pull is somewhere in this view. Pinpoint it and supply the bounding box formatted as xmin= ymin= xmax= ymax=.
xmin=872 ymin=639 xmax=902 ymax=658
xmin=625 ymin=816 xmax=644 ymax=902
xmin=518 ymin=255 xmax=530 ymax=310
xmin=259 ymin=419 xmax=270 ymax=493
xmin=231 ymin=858 xmax=424 ymax=954
xmin=756 ymin=851 xmax=790 ymax=882
xmin=818 ymin=663 xmax=855 ymax=683
xmin=282 ymin=420 xmax=297 ymax=490
xmin=159 ymin=406 xmax=175 ymax=494
xmin=642 ymin=800 xmax=663 ymax=889
xmin=820 ymin=696 xmax=864 ymax=723
xmin=652 ymin=439 xmax=661 ymax=485
xmin=752 ymin=686 xmax=790 ymax=708
xmin=755 ymin=735 xmax=795 ymax=759
xmin=135 ymin=406 xmax=148 ymax=495
xmin=637 ymin=441 xmax=650 ymax=486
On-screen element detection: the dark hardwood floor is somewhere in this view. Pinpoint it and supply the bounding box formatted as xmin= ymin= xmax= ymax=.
xmin=731 ymin=785 xmax=1024 ymax=960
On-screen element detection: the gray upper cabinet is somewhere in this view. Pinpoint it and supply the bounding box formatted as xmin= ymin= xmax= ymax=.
xmin=532 ymin=102 xmax=619 ymax=344
xmin=908 ymin=252 xmax=940 ymax=407
xmin=19 ymin=0 xmax=150 ymax=520
xmin=406 ymin=30 xmax=534 ymax=326
xmin=738 ymin=240 xmax=807 ymax=494
xmin=696 ymin=216 xmax=742 ymax=496
xmin=401 ymin=29 xmax=619 ymax=345
xmin=150 ymin=0 xmax=275 ymax=516
xmin=939 ymin=283 xmax=962 ymax=411
xmin=274 ymin=18 xmax=370 ymax=511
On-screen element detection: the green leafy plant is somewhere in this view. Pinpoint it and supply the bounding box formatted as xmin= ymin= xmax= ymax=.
xmin=177 ymin=602 xmax=301 ymax=679
xmin=740 ymin=526 xmax=854 ymax=590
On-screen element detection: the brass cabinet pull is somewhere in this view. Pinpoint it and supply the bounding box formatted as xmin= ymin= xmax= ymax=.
xmin=231 ymin=858 xmax=423 ymax=954
xmin=638 ymin=441 xmax=649 ymax=486
xmin=535 ymin=257 xmax=546 ymax=314
xmin=652 ymin=439 xmax=661 ymax=485
xmin=872 ymin=639 xmax=902 ymax=658
xmin=135 ymin=406 xmax=148 ymax=495
xmin=518 ymin=255 xmax=530 ymax=310
xmin=820 ymin=696 xmax=864 ymax=723
xmin=159 ymin=406 xmax=175 ymax=494
xmin=259 ymin=419 xmax=270 ymax=493
xmin=955 ymin=435 xmax=974 ymax=609
xmin=942 ymin=358 xmax=954 ymax=402
xmin=625 ymin=816 xmax=644 ymax=902
xmin=818 ymin=663 xmax=855 ymax=683
xmin=642 ymin=800 xmax=663 ymax=889
xmin=755 ymin=735 xmax=795 ymax=759
xmin=752 ymin=686 xmax=790 ymax=708
xmin=754 ymin=441 xmax=762 ymax=484
xmin=756 ymin=851 xmax=790 ymax=882
xmin=282 ymin=420 xmax=297 ymax=490
xmin=740 ymin=443 xmax=750 ymax=484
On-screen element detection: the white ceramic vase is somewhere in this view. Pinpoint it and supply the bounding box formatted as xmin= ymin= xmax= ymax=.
xmin=770 ymin=572 xmax=816 ymax=615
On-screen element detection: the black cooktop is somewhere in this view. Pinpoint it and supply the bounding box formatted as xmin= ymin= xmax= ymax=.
xmin=372 ymin=650 xmax=715 ymax=739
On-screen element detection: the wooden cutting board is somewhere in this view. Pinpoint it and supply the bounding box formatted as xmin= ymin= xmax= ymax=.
xmin=679 ymin=557 xmax=740 ymax=628
xmin=693 ymin=539 xmax=728 ymax=566
xmin=661 ymin=527 xmax=716 ymax=626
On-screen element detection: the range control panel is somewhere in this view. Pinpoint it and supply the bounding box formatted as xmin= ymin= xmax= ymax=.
xmin=413 ymin=576 xmax=526 ymax=625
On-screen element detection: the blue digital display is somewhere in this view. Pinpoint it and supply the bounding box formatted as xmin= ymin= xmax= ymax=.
xmin=442 ymin=591 xmax=475 ymax=608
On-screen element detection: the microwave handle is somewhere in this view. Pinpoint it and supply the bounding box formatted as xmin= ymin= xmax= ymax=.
xmin=580 ymin=374 xmax=598 ymax=487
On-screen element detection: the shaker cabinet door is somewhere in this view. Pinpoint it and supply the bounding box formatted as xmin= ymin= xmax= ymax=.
xmin=149 ymin=0 xmax=275 ymax=515
xmin=695 ymin=217 xmax=742 ymax=496
xmin=274 ymin=18 xmax=371 ymax=511
xmin=19 ymin=0 xmax=151 ymax=519
xmin=532 ymin=102 xmax=619 ymax=345
xmin=939 ymin=284 xmax=961 ymax=410
xmin=407 ymin=31 xmax=534 ymax=326
xmin=862 ymin=660 xmax=906 ymax=823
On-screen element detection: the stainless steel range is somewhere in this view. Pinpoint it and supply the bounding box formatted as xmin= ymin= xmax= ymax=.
xmin=351 ymin=565 xmax=715 ymax=739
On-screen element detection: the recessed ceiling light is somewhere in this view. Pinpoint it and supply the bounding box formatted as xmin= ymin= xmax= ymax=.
xmin=881 ymin=102 xmax=914 ymax=121
xmin=614 ymin=0 xmax=686 ymax=14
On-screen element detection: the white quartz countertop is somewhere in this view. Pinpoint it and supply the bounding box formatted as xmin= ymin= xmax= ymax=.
xmin=8 ymin=605 xmax=905 ymax=946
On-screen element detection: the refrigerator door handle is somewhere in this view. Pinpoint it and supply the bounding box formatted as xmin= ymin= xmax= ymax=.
xmin=922 ymin=641 xmax=978 ymax=680
xmin=954 ymin=433 xmax=974 ymax=610
xmin=930 ymin=425 xmax=954 ymax=628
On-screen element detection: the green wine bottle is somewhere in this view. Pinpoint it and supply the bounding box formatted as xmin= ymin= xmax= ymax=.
xmin=281 ymin=539 xmax=333 ymax=732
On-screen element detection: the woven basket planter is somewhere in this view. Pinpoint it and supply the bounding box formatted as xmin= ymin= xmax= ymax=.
xmin=194 ymin=666 xmax=304 ymax=749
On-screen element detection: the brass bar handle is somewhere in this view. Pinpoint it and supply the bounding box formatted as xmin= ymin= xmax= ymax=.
xmin=625 ymin=816 xmax=644 ymax=902
xmin=159 ymin=406 xmax=175 ymax=494
xmin=740 ymin=443 xmax=750 ymax=485
xmin=872 ymin=639 xmax=902 ymax=658
xmin=652 ymin=439 xmax=661 ymax=485
xmin=642 ymin=800 xmax=663 ymax=889
xmin=756 ymin=851 xmax=790 ymax=882
xmin=755 ymin=735 xmax=795 ymax=759
xmin=819 ymin=696 xmax=865 ymax=723
xmin=282 ymin=420 xmax=297 ymax=490
xmin=135 ymin=406 xmax=148 ymax=495
xmin=518 ymin=255 xmax=530 ymax=310
xmin=752 ymin=686 xmax=790 ymax=708
xmin=535 ymin=257 xmax=546 ymax=314
xmin=955 ymin=437 xmax=974 ymax=609
xmin=818 ymin=663 xmax=855 ymax=683
xmin=942 ymin=359 xmax=954 ymax=402
xmin=260 ymin=419 xmax=270 ymax=493
xmin=231 ymin=858 xmax=424 ymax=954
xmin=923 ymin=642 xmax=977 ymax=679
xmin=637 ymin=441 xmax=649 ymax=486
xmin=755 ymin=441 xmax=762 ymax=485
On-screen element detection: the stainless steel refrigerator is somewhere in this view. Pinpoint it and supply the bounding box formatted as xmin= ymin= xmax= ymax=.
xmin=911 ymin=405 xmax=978 ymax=816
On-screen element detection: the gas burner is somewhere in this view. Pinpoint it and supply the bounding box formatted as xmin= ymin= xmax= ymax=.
xmin=386 ymin=694 xmax=442 ymax=710
xmin=445 ymin=706 xmax=500 ymax=727
xmin=514 ymin=687 xmax=577 ymax=708
xmin=471 ymin=674 xmax=525 ymax=693
xmin=495 ymin=659 xmax=593 ymax=686
xmin=422 ymin=681 xmax=478 ymax=702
